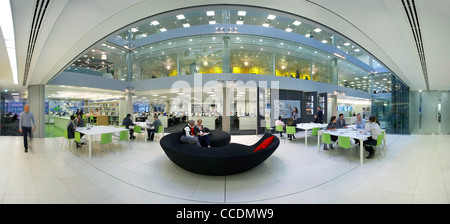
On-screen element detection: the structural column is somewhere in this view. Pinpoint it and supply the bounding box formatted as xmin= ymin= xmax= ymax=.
xmin=222 ymin=36 xmax=230 ymax=73
xmin=331 ymin=58 xmax=338 ymax=85
xmin=27 ymin=84 xmax=45 ymax=138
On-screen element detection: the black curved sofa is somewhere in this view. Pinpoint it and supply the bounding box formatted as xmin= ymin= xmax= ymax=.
xmin=207 ymin=130 xmax=231 ymax=147
xmin=159 ymin=132 xmax=279 ymax=176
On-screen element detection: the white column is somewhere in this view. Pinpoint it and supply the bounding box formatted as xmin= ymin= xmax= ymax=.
xmin=27 ymin=84 xmax=45 ymax=138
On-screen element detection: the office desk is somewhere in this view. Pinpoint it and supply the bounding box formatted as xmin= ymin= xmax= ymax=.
xmin=76 ymin=126 xmax=128 ymax=158
xmin=295 ymin=123 xmax=328 ymax=147
xmin=318 ymin=128 xmax=386 ymax=165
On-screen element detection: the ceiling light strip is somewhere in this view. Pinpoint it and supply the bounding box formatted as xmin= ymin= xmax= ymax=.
xmin=23 ymin=0 xmax=50 ymax=86
xmin=402 ymin=0 xmax=429 ymax=90
xmin=0 ymin=0 xmax=18 ymax=84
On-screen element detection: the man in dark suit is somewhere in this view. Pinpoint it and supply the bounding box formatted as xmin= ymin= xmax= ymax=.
xmin=122 ymin=114 xmax=136 ymax=139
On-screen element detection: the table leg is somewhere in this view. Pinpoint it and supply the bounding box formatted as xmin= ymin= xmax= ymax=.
xmin=360 ymin=138 xmax=364 ymax=165
xmin=317 ymin=132 xmax=321 ymax=154
xmin=89 ymin=135 xmax=92 ymax=158
xmin=305 ymin=130 xmax=308 ymax=148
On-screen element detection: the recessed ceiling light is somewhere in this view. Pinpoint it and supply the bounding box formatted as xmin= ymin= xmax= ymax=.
xmin=267 ymin=14 xmax=276 ymax=20
xmin=314 ymin=28 xmax=322 ymax=32
xmin=206 ymin=11 xmax=215 ymax=16
xmin=354 ymin=49 xmax=360 ymax=52
xmin=131 ymin=27 xmax=138 ymax=32
xmin=262 ymin=23 xmax=270 ymax=27
xmin=321 ymin=40 xmax=327 ymax=43
xmin=305 ymin=34 xmax=311 ymax=38
xmin=236 ymin=21 xmax=244 ymax=25
xmin=344 ymin=42 xmax=350 ymax=46
xmin=176 ymin=14 xmax=185 ymax=20
xmin=150 ymin=21 xmax=159 ymax=25
xmin=209 ymin=21 xmax=216 ymax=24
xmin=160 ymin=28 xmax=167 ymax=32
xmin=293 ymin=21 xmax=301 ymax=26
xmin=238 ymin=11 xmax=247 ymax=16
xmin=285 ymin=28 xmax=293 ymax=32
xmin=183 ymin=23 xmax=190 ymax=27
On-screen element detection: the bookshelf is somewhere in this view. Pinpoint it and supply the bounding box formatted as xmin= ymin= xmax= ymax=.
xmin=85 ymin=101 xmax=121 ymax=126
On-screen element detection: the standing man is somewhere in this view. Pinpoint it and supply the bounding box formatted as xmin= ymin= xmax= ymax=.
xmin=19 ymin=105 xmax=36 ymax=153
xmin=316 ymin=106 xmax=324 ymax=124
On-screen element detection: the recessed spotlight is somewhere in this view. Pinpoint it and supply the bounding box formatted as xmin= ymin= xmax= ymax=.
xmin=314 ymin=28 xmax=322 ymax=32
xmin=344 ymin=42 xmax=350 ymax=46
xmin=206 ymin=11 xmax=215 ymax=16
xmin=285 ymin=28 xmax=293 ymax=32
xmin=236 ymin=21 xmax=244 ymax=25
xmin=150 ymin=21 xmax=159 ymax=25
xmin=183 ymin=23 xmax=190 ymax=27
xmin=321 ymin=40 xmax=327 ymax=43
xmin=160 ymin=28 xmax=167 ymax=32
xmin=238 ymin=11 xmax=247 ymax=16
xmin=176 ymin=14 xmax=185 ymax=20
xmin=209 ymin=21 xmax=216 ymax=24
xmin=267 ymin=14 xmax=276 ymax=20
xmin=293 ymin=21 xmax=301 ymax=26
xmin=262 ymin=23 xmax=270 ymax=27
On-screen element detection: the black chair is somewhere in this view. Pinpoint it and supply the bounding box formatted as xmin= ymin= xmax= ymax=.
xmin=159 ymin=132 xmax=279 ymax=176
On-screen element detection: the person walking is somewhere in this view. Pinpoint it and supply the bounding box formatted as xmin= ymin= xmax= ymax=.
xmin=19 ymin=105 xmax=36 ymax=153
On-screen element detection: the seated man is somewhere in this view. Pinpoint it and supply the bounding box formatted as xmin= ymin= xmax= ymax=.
xmin=146 ymin=114 xmax=162 ymax=141
xmin=74 ymin=114 xmax=86 ymax=146
xmin=122 ymin=114 xmax=135 ymax=139
xmin=354 ymin=113 xmax=366 ymax=145
xmin=336 ymin=113 xmax=347 ymax=129
xmin=180 ymin=120 xmax=201 ymax=147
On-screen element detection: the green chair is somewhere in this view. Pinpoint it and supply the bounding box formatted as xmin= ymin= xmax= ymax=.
xmin=265 ymin=121 xmax=273 ymax=133
xmin=154 ymin=125 xmax=165 ymax=141
xmin=285 ymin=126 xmax=296 ymax=142
xmin=275 ymin=125 xmax=284 ymax=138
xmin=61 ymin=129 xmax=71 ymax=151
xmin=114 ymin=130 xmax=131 ymax=152
xmin=321 ymin=132 xmax=332 ymax=157
xmin=75 ymin=131 xmax=88 ymax=150
xmin=99 ymin=133 xmax=114 ymax=158
xmin=337 ymin=136 xmax=356 ymax=164
xmin=366 ymin=134 xmax=385 ymax=161
xmin=134 ymin=125 xmax=144 ymax=142
xmin=311 ymin=127 xmax=319 ymax=137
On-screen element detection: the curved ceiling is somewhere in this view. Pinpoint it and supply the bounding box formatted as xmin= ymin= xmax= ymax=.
xmin=0 ymin=0 xmax=448 ymax=94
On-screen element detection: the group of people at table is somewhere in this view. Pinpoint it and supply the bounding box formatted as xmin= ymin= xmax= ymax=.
xmin=122 ymin=114 xmax=212 ymax=148
xmin=276 ymin=106 xmax=382 ymax=159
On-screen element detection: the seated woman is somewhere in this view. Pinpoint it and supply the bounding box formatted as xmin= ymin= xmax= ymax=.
xmin=194 ymin=118 xmax=211 ymax=148
xmin=325 ymin=116 xmax=338 ymax=150
xmin=286 ymin=118 xmax=296 ymax=141
xmin=359 ymin=116 xmax=382 ymax=159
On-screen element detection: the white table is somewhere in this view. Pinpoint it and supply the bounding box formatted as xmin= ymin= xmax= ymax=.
xmin=76 ymin=126 xmax=128 ymax=158
xmin=295 ymin=123 xmax=328 ymax=147
xmin=317 ymin=128 xmax=386 ymax=165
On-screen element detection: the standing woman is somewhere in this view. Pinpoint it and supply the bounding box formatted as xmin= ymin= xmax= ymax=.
xmin=288 ymin=105 xmax=298 ymax=139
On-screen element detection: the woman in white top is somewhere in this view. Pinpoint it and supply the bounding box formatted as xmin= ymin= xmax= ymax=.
xmin=275 ymin=116 xmax=285 ymax=138
xmin=360 ymin=116 xmax=382 ymax=159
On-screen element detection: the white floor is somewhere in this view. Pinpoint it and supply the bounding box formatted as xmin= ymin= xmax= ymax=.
xmin=1 ymin=132 xmax=450 ymax=204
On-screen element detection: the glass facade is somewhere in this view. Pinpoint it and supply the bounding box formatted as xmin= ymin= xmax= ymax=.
xmin=56 ymin=5 xmax=410 ymax=134
xmin=371 ymin=73 xmax=409 ymax=134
